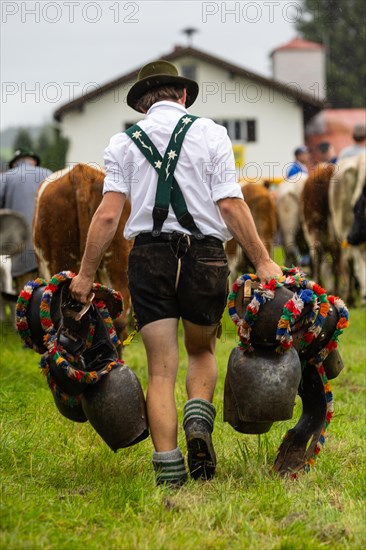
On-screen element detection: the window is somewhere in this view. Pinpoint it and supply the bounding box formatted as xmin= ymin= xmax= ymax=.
xmin=214 ymin=119 xmax=257 ymax=143
xmin=247 ymin=120 xmax=256 ymax=142
xmin=181 ymin=64 xmax=197 ymax=81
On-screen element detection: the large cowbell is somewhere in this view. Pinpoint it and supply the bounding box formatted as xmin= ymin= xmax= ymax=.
xmin=81 ymin=364 xmax=149 ymax=451
xmin=224 ymin=282 xmax=343 ymax=435
xmin=224 ymin=346 xmax=301 ymax=434
xmin=18 ymin=275 xmax=149 ymax=451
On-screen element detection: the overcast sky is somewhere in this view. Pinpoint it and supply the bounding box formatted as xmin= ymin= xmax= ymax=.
xmin=1 ymin=0 xmax=302 ymax=131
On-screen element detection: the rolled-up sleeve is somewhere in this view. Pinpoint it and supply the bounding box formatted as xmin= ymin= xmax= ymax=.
xmin=209 ymin=125 xmax=243 ymax=202
xmin=103 ymin=134 xmax=130 ymax=196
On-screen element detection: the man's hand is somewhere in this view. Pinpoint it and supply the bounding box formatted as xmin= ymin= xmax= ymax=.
xmin=69 ymin=274 xmax=94 ymax=304
xmin=255 ymin=258 xmax=283 ymax=285
xmin=218 ymin=197 xmax=283 ymax=284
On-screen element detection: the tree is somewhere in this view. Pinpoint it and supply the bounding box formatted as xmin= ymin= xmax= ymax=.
xmin=37 ymin=126 xmax=53 ymax=157
xmin=41 ymin=131 xmax=69 ymax=172
xmin=11 ymin=125 xmax=69 ymax=171
xmin=12 ymin=128 xmax=34 ymax=151
xmin=296 ymin=0 xmax=366 ymax=107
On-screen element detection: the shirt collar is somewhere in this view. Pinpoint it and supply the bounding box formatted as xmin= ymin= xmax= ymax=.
xmin=146 ymin=100 xmax=188 ymax=116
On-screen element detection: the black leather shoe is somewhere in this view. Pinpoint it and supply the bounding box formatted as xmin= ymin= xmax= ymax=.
xmin=185 ymin=418 xmax=216 ymax=480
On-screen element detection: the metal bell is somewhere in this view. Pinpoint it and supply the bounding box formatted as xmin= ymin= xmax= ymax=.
xmin=52 ymin=393 xmax=88 ymax=423
xmin=323 ymin=349 xmax=344 ymax=380
xmin=224 ymin=345 xmax=302 ymax=434
xmin=81 ymin=364 xmax=149 ymax=451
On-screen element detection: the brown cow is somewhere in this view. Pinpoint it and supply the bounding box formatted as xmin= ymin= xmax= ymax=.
xmin=300 ymin=163 xmax=341 ymax=294
xmin=226 ymin=180 xmax=277 ymax=280
xmin=33 ymin=163 xmax=132 ymax=343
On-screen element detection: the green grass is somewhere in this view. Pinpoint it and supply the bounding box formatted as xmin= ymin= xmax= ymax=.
xmin=1 ymin=304 xmax=365 ymax=550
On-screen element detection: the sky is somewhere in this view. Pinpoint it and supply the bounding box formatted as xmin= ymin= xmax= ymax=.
xmin=0 ymin=0 xmax=303 ymax=131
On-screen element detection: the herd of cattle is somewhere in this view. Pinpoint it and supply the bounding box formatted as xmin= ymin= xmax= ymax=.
xmin=228 ymin=152 xmax=365 ymax=307
xmin=1 ymin=153 xmax=365 ymax=329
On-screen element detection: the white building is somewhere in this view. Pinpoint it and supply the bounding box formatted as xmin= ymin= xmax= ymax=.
xmin=271 ymin=37 xmax=326 ymax=101
xmin=54 ymin=45 xmax=324 ymax=180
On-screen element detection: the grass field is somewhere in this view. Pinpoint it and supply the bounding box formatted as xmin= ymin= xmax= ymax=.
xmin=1 ymin=300 xmax=365 ymax=549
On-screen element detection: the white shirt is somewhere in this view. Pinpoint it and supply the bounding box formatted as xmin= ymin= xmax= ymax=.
xmin=103 ymin=101 xmax=243 ymax=241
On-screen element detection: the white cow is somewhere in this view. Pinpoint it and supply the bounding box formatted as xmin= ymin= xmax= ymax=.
xmin=329 ymin=153 xmax=366 ymax=306
xmin=276 ymin=174 xmax=309 ymax=268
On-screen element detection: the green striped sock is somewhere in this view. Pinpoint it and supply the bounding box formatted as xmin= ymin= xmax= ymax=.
xmin=183 ymin=398 xmax=216 ymax=431
xmin=152 ymin=447 xmax=187 ymax=485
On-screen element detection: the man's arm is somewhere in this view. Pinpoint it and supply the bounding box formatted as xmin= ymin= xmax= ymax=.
xmin=217 ymin=197 xmax=283 ymax=282
xmin=69 ymin=191 xmax=126 ymax=303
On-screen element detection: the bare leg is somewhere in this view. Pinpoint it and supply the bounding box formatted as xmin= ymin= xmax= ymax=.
xmin=141 ymin=318 xmax=179 ymax=452
xmin=183 ymin=319 xmax=218 ymax=401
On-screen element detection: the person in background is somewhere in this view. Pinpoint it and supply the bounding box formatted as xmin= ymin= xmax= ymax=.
xmin=287 ymin=146 xmax=311 ymax=178
xmin=0 ymin=148 xmax=52 ymax=292
xmin=69 ymin=60 xmax=283 ymax=488
xmin=316 ymin=141 xmax=337 ymax=164
xmin=338 ymin=124 xmax=366 ymax=159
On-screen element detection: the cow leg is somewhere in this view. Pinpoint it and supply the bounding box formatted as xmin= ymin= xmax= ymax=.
xmin=345 ymin=255 xmax=356 ymax=307
xmin=297 ymin=225 xmax=311 ymax=263
xmin=281 ymin=231 xmax=299 ymax=268
xmin=330 ymin=244 xmax=342 ymax=296
xmin=301 ymin=218 xmax=318 ymax=281
xmin=308 ymin=234 xmax=322 ymax=287
xmin=277 ymin=194 xmax=300 ymax=269
xmin=279 ymin=236 xmax=298 ymax=268
xmin=352 ymin=247 xmax=366 ymax=305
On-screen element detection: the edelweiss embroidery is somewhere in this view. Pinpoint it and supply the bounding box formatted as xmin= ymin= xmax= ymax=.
xmin=132 ymin=130 xmax=153 ymax=156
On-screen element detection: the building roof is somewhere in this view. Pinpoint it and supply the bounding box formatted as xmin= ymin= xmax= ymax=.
xmin=271 ymin=37 xmax=324 ymax=56
xmin=54 ymin=45 xmax=325 ymax=122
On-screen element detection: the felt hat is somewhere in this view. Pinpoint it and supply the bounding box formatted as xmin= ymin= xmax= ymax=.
xmin=127 ymin=60 xmax=199 ymax=113
xmin=9 ymin=148 xmax=40 ymax=169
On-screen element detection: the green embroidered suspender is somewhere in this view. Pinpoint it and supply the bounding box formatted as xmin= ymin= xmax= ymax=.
xmin=125 ymin=115 xmax=204 ymax=239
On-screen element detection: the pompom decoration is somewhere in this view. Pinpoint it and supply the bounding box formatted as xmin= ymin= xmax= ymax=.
xmin=16 ymin=271 xmax=124 ymax=408
xmin=227 ymin=266 xmax=349 ymax=472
